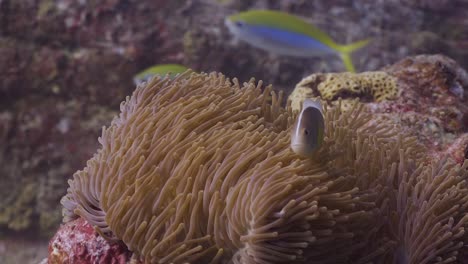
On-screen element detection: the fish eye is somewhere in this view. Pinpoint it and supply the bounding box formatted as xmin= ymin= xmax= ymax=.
xmin=304 ymin=129 xmax=309 ymax=135
xmin=235 ymin=21 xmax=244 ymax=27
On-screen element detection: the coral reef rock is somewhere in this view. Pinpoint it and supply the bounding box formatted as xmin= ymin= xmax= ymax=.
xmin=290 ymin=54 xmax=468 ymax=160
xmin=0 ymin=0 xmax=185 ymax=238
xmin=3 ymin=0 xmax=468 ymax=243
xmin=48 ymin=217 xmax=132 ymax=264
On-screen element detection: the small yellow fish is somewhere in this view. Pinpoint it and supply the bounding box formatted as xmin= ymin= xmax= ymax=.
xmin=291 ymin=98 xmax=325 ymax=157
xmin=133 ymin=64 xmax=188 ymax=85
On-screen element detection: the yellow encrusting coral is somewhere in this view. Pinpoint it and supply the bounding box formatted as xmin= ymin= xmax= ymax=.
xmin=289 ymin=71 xmax=399 ymax=111
xmin=61 ymin=72 xmax=468 ymax=263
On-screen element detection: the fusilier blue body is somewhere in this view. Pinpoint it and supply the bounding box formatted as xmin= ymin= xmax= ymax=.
xmin=226 ymin=10 xmax=370 ymax=72
xmin=226 ymin=21 xmax=336 ymax=57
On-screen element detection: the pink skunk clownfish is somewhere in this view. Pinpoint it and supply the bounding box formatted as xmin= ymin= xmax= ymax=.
xmin=290 ymin=98 xmax=325 ymax=157
xmin=225 ymin=10 xmax=370 ymax=72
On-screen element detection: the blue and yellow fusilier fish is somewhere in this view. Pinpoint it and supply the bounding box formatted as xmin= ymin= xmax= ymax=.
xmin=290 ymin=98 xmax=325 ymax=157
xmin=225 ymin=10 xmax=370 ymax=72
xmin=133 ymin=64 xmax=189 ymax=85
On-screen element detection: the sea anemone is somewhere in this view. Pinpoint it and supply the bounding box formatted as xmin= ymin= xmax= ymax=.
xmin=61 ymin=72 xmax=468 ymax=263
xmin=388 ymin=156 xmax=468 ymax=263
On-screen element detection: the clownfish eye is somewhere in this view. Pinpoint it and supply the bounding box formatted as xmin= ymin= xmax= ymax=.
xmin=235 ymin=21 xmax=244 ymax=27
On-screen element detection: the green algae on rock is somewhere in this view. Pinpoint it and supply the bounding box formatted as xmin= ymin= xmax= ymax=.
xmin=61 ymin=72 xmax=468 ymax=263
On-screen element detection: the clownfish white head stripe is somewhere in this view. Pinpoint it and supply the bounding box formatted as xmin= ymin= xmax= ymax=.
xmin=291 ymin=98 xmax=325 ymax=157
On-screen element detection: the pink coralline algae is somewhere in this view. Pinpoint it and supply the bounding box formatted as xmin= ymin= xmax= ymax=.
xmin=378 ymin=55 xmax=468 ymax=161
xmin=436 ymin=133 xmax=468 ymax=164
xmin=48 ymin=217 xmax=134 ymax=264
